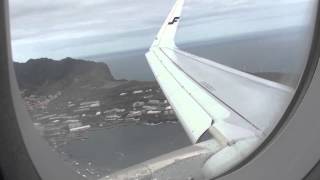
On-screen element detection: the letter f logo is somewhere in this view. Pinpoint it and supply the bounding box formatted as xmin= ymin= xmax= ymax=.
xmin=168 ymin=17 xmax=180 ymax=25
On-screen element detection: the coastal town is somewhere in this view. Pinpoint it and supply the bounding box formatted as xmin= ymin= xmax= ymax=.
xmin=23 ymin=83 xmax=177 ymax=148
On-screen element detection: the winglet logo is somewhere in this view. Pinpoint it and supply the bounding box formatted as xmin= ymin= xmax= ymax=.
xmin=168 ymin=17 xmax=180 ymax=25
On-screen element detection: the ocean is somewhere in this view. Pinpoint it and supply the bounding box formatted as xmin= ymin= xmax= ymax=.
xmin=59 ymin=123 xmax=190 ymax=178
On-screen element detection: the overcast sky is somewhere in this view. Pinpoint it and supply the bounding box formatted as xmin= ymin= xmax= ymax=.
xmin=9 ymin=0 xmax=316 ymax=62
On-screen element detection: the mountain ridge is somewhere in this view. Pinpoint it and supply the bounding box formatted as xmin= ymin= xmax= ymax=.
xmin=14 ymin=57 xmax=116 ymax=95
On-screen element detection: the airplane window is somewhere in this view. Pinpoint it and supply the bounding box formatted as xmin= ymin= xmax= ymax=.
xmin=8 ymin=0 xmax=318 ymax=179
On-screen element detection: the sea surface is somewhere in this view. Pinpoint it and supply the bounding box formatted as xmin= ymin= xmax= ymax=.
xmin=59 ymin=123 xmax=190 ymax=178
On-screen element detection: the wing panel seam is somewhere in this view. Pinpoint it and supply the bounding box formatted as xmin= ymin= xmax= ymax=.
xmin=158 ymin=48 xmax=261 ymax=131
xmin=165 ymin=47 xmax=293 ymax=93
xmin=151 ymin=49 xmax=215 ymax=125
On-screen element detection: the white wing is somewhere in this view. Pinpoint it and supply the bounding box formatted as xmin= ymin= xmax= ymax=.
xmin=145 ymin=0 xmax=294 ymax=144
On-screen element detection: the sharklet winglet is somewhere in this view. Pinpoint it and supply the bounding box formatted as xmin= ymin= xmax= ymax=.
xmin=152 ymin=0 xmax=185 ymax=48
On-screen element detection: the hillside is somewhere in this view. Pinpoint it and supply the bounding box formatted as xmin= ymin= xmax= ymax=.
xmin=14 ymin=57 xmax=115 ymax=95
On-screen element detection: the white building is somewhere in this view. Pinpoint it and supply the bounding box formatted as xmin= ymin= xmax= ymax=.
xmin=133 ymin=90 xmax=144 ymax=94
xmin=105 ymin=114 xmax=121 ymax=121
xmin=80 ymin=101 xmax=100 ymax=106
xmin=133 ymin=101 xmax=145 ymax=108
xmin=70 ymin=125 xmax=91 ymax=132
xmin=127 ymin=111 xmax=142 ymax=118
xmin=147 ymin=110 xmax=162 ymax=115
xmin=142 ymin=105 xmax=158 ymax=111
xmin=68 ymin=122 xmax=83 ymax=130
xmin=148 ymin=100 xmax=161 ymax=105
xmin=120 ymin=92 xmax=127 ymax=96
xmin=104 ymin=108 xmax=126 ymax=115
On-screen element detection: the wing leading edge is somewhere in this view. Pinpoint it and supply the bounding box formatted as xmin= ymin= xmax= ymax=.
xmin=145 ymin=0 xmax=294 ymax=144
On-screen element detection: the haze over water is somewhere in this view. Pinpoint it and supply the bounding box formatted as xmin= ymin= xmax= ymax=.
xmin=93 ymin=27 xmax=311 ymax=86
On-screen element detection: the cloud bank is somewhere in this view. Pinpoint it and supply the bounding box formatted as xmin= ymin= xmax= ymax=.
xmin=9 ymin=0 xmax=316 ymax=61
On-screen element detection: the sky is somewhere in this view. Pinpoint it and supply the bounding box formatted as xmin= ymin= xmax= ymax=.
xmin=9 ymin=0 xmax=316 ymax=62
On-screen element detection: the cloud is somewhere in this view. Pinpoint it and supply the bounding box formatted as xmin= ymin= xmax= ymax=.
xmin=9 ymin=0 xmax=316 ymax=61
xmin=176 ymin=0 xmax=316 ymax=42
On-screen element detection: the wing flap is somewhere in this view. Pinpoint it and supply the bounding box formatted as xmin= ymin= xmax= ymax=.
xmin=146 ymin=50 xmax=213 ymax=143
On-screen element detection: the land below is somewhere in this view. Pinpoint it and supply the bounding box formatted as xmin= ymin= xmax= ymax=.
xmin=14 ymin=58 xmax=186 ymax=178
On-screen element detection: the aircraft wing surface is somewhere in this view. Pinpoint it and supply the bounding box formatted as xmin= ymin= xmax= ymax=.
xmin=145 ymin=0 xmax=294 ymax=144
